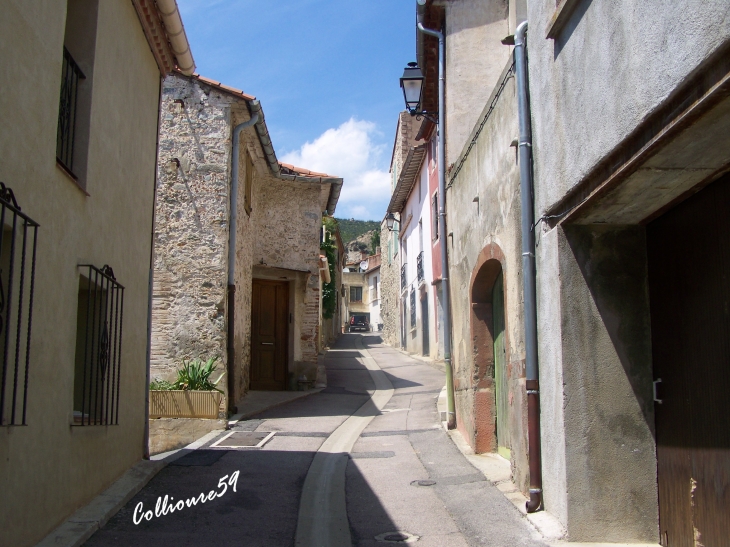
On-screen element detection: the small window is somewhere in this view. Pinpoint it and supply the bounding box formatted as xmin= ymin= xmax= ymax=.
xmin=73 ymin=265 xmax=124 ymax=426
xmin=0 ymin=184 xmax=40 ymax=426
xmin=350 ymin=286 xmax=363 ymax=303
xmin=410 ymin=287 xmax=416 ymax=328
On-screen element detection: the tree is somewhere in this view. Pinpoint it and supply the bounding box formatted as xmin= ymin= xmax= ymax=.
xmin=371 ymin=229 xmax=381 ymax=253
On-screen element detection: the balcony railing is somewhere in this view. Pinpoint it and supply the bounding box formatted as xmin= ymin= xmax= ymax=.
xmin=417 ymin=251 xmax=424 ymax=283
xmin=56 ymin=47 xmax=85 ymax=174
xmin=400 ymin=263 xmax=407 ymax=291
xmin=0 ymin=183 xmax=40 ymax=426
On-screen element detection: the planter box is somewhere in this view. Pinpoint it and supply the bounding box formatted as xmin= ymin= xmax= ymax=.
xmin=149 ymin=390 xmax=223 ymax=419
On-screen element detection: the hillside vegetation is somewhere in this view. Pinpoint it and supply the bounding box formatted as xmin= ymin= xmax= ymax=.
xmin=335 ymin=218 xmax=380 ymax=246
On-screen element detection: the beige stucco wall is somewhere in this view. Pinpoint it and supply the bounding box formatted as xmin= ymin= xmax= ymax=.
xmin=0 ymin=2 xmax=160 ymax=546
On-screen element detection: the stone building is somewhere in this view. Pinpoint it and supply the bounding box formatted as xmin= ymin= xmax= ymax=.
xmin=151 ymin=72 xmax=342 ymax=410
xmin=0 ymin=1 xmax=194 ymax=545
xmin=379 ymin=216 xmax=401 ymax=346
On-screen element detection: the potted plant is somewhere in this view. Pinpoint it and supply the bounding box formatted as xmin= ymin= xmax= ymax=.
xmin=149 ymin=357 xmax=226 ymax=419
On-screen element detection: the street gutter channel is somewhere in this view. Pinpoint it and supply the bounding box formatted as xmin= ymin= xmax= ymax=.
xmin=294 ymin=336 xmax=394 ymax=547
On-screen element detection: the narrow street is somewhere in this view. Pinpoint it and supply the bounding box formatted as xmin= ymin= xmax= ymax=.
xmin=85 ymin=334 xmax=546 ymax=546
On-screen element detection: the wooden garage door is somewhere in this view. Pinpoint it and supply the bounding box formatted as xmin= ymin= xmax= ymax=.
xmin=647 ymin=174 xmax=730 ymax=547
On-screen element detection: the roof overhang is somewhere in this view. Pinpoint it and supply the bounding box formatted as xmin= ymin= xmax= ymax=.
xmin=132 ymin=0 xmax=195 ymax=76
xmin=387 ymin=144 xmax=428 ymax=213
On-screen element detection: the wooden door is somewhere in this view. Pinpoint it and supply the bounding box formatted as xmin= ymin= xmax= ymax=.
xmin=492 ymin=271 xmax=510 ymax=459
xmin=250 ymin=280 xmax=288 ymax=391
xmin=647 ymin=174 xmax=730 ymax=546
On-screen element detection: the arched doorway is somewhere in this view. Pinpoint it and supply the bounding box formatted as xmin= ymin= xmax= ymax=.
xmin=469 ymin=248 xmax=509 ymax=456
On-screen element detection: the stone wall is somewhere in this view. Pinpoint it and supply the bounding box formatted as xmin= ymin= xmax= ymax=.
xmin=151 ymin=75 xmax=236 ymax=383
xmin=379 ymin=219 xmax=401 ymax=347
xmin=252 ymin=177 xmax=323 ymax=370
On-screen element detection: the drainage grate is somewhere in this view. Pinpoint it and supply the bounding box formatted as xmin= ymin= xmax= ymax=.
xmin=374 ymin=530 xmax=420 ymax=543
xmin=210 ymin=431 xmax=275 ymax=449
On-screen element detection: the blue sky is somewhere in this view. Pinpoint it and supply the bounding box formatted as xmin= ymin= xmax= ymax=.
xmin=177 ymin=0 xmax=416 ymax=220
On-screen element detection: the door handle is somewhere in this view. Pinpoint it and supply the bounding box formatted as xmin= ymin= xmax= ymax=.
xmin=261 ymin=342 xmax=274 ymax=346
xmin=653 ymin=378 xmax=662 ymax=404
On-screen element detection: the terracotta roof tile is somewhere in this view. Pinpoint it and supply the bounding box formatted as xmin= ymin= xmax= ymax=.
xmin=279 ymin=162 xmax=337 ymax=179
xmin=184 ymin=72 xmax=257 ymax=101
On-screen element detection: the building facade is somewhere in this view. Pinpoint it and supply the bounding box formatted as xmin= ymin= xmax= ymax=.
xmin=0 ymin=1 xmax=192 ymax=545
xmin=151 ymin=73 xmax=342 ymax=408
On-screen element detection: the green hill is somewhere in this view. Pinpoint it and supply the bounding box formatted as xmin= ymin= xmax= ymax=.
xmin=335 ymin=218 xmax=381 ymax=246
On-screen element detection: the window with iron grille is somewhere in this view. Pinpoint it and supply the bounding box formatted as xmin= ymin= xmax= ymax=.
xmin=401 ymin=263 xmax=407 ymax=291
xmin=350 ymin=286 xmax=362 ymax=303
xmin=410 ymin=287 xmax=416 ymax=328
xmin=73 ymin=265 xmax=124 ymax=426
xmin=56 ymin=47 xmax=85 ymax=175
xmin=0 ymin=184 xmax=39 ymax=426
xmin=417 ymin=251 xmax=425 ymax=283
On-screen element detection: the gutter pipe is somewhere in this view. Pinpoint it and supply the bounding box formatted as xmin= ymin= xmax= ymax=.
xmin=156 ymin=0 xmax=196 ymax=75
xmin=417 ymin=14 xmax=456 ymax=430
xmin=514 ymin=21 xmax=543 ymax=513
xmin=226 ymin=110 xmax=259 ymax=412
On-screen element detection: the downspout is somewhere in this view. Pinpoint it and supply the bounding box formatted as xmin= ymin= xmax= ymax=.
xmin=144 ymin=77 xmax=164 ymax=459
xmin=514 ymin=21 xmax=543 ymax=513
xmin=227 ymin=109 xmax=260 ymax=412
xmin=417 ymin=16 xmax=456 ymax=430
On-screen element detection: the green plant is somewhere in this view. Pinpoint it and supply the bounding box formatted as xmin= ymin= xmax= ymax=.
xmin=149 ymin=378 xmax=175 ymax=391
xmin=150 ymin=357 xmax=225 ymax=392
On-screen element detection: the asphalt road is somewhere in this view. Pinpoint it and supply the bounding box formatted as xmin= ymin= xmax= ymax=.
xmin=84 ymin=334 xmax=546 ymax=546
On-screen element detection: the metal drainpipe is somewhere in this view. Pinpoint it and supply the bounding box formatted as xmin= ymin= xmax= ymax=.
xmin=417 ymin=20 xmax=456 ymax=430
xmin=227 ymin=110 xmax=259 ymax=413
xmin=514 ymin=21 xmax=543 ymax=513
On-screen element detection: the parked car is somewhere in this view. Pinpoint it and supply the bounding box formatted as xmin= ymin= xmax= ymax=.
xmin=349 ymin=315 xmax=370 ymax=332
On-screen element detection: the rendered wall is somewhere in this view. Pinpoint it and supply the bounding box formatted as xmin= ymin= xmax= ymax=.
xmin=445 ymin=62 xmax=529 ymax=491
xmin=441 ymin=0 xmax=511 ymax=166
xmin=0 ymin=2 xmax=160 ymax=546
xmin=527 ymin=0 xmax=730 ymax=215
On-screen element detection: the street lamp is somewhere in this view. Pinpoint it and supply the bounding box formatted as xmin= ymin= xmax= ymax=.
xmin=399 ymin=62 xmax=437 ymax=124
xmin=400 ymin=62 xmax=424 ymax=113
xmin=385 ymin=212 xmax=397 ymax=231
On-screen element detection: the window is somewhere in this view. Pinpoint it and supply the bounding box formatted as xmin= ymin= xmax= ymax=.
xmin=244 ymin=150 xmax=254 ymax=215
xmin=432 ymin=193 xmax=439 ymax=240
xmin=350 ymin=286 xmax=363 ymax=303
xmin=410 ymin=287 xmax=416 ymax=328
xmin=56 ymin=0 xmax=99 ymax=186
xmin=73 ymin=265 xmax=124 ymax=426
xmin=0 ymin=184 xmax=39 ymax=426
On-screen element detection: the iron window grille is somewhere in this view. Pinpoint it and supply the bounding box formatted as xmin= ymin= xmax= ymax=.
xmin=0 ymin=183 xmax=39 ymax=426
xmin=410 ymin=287 xmax=416 ymax=328
xmin=431 ymin=193 xmax=439 ymax=240
xmin=417 ymin=251 xmax=425 ymax=283
xmin=74 ymin=265 xmax=124 ymax=426
xmin=56 ymin=47 xmax=85 ymax=175
xmin=401 ymin=264 xmax=407 ymax=291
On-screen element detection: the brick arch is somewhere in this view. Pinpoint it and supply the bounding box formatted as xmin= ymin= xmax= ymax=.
xmin=468 ymin=243 xmax=507 ymax=454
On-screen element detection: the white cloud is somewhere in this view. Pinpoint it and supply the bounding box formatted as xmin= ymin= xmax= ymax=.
xmin=280 ymin=118 xmax=391 ymax=221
